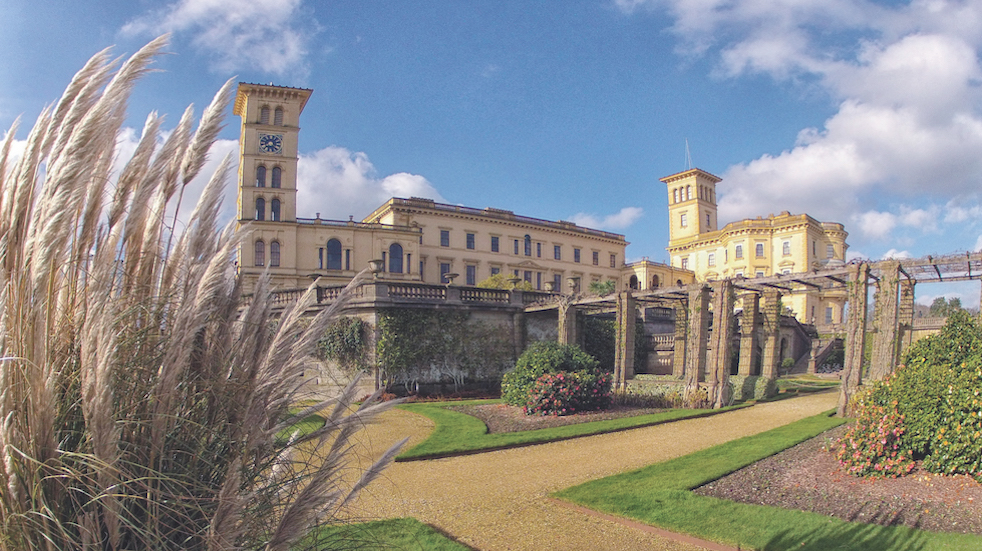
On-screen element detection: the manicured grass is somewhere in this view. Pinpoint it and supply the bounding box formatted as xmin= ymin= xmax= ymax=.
xmin=396 ymin=399 xmax=750 ymax=461
xmin=776 ymin=376 xmax=840 ymax=394
xmin=304 ymin=517 xmax=471 ymax=550
xmin=554 ymin=411 xmax=982 ymax=551
xmin=275 ymin=411 xmax=326 ymax=444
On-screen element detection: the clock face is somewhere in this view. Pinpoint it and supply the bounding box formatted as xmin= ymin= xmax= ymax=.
xmin=259 ymin=133 xmax=283 ymax=154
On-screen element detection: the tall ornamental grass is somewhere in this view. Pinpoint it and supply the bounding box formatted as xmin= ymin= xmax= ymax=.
xmin=0 ymin=36 xmax=405 ymax=550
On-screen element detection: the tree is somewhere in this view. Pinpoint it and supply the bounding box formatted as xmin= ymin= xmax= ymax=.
xmin=929 ymin=296 xmax=963 ymax=317
xmin=477 ymin=272 xmax=534 ymax=291
xmin=588 ymin=279 xmax=617 ymax=296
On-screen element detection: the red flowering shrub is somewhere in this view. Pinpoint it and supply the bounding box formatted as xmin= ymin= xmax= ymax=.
xmin=523 ymin=371 xmax=612 ymax=416
xmin=832 ymin=391 xmax=916 ymax=478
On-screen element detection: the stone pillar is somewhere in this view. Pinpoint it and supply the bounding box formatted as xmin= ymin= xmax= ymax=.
xmin=513 ymin=311 xmax=526 ymax=361
xmin=760 ymin=289 xmax=782 ymax=380
xmin=737 ymin=292 xmax=760 ymax=376
xmin=684 ymin=285 xmax=711 ymax=401
xmin=838 ymin=262 xmax=871 ymax=417
xmin=898 ymin=279 xmax=915 ymax=352
xmin=869 ymin=261 xmax=900 ymax=381
xmin=672 ymin=301 xmax=687 ymax=378
xmin=557 ymin=300 xmax=577 ymax=346
xmin=614 ymin=291 xmax=636 ymax=391
xmin=708 ymin=280 xmax=735 ymax=408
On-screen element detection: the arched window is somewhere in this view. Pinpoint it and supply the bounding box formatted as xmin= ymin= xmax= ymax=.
xmin=651 ymin=275 xmax=660 ymax=289
xmin=326 ymin=239 xmax=342 ymax=270
xmin=255 ymin=197 xmax=265 ymax=221
xmin=271 ymin=167 xmax=281 ymax=188
xmin=388 ymin=243 xmax=404 ymax=273
xmin=524 ymin=235 xmax=532 ymax=256
xmin=260 ymin=106 xmax=270 ymax=125
xmin=629 ymin=275 xmax=639 ymax=290
xmin=686 ymin=185 xmax=692 ymax=200
xmin=274 ymin=107 xmax=284 ymax=126
xmin=255 ymin=165 xmax=266 ymax=187
xmin=270 ymin=241 xmax=280 ymax=267
xmin=270 ymin=198 xmax=281 ymax=221
xmin=673 ymin=188 xmax=679 ymax=203
xmin=254 ymin=240 xmax=265 ymax=266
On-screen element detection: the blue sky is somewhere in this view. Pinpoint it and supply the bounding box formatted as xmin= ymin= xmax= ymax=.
xmin=4 ymin=0 xmax=982 ymax=306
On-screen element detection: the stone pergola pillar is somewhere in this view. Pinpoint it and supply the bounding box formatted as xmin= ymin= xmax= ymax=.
xmin=869 ymin=261 xmax=900 ymax=381
xmin=760 ymin=289 xmax=782 ymax=380
xmin=614 ymin=291 xmax=636 ymax=391
xmin=708 ymin=280 xmax=735 ymax=408
xmin=672 ymin=300 xmax=687 ymax=378
xmin=737 ymin=292 xmax=760 ymax=376
xmin=557 ymin=300 xmax=578 ymax=347
xmin=838 ymin=262 xmax=871 ymax=417
xmin=898 ymin=279 xmax=915 ymax=352
xmin=684 ymin=284 xmax=711 ymax=400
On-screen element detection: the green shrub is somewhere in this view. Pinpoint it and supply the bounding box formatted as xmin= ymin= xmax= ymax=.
xmin=501 ymin=342 xmax=602 ymax=407
xmin=524 ymin=371 xmax=613 ymax=415
xmin=831 ymin=392 xmax=916 ymax=478
xmin=922 ymin=357 xmax=982 ymax=479
xmin=618 ymin=384 xmax=683 ymax=408
xmin=834 ymin=311 xmax=982 ymax=481
xmin=729 ymin=375 xmax=777 ymax=401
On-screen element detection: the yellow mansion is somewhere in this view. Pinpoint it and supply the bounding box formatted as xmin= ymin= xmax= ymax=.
xmin=233 ymin=82 xmax=687 ymax=293
xmin=662 ymin=168 xmax=849 ymax=323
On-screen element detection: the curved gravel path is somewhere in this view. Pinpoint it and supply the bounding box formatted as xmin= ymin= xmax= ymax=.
xmin=347 ymin=391 xmax=839 ymax=550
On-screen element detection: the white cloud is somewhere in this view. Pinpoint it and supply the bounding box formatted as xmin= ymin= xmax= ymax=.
xmin=121 ymin=0 xmax=315 ymax=75
xmin=568 ymin=207 xmax=644 ymax=231
xmin=880 ymin=248 xmax=911 ymax=260
xmin=296 ymin=146 xmax=445 ymax=220
xmin=974 ymin=234 xmax=982 ymax=252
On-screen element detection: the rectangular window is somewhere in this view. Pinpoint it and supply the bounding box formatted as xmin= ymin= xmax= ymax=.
xmin=524 ymin=270 xmax=532 ymax=283
xmin=827 ymin=244 xmax=835 ymax=258
xmin=491 ymin=266 xmax=500 ymax=276
xmin=610 ymin=253 xmax=616 ymax=268
xmin=825 ymin=306 xmax=834 ymax=324
xmin=440 ymin=262 xmax=451 ymax=283
xmin=466 ymin=233 xmax=475 ymax=250
xmin=755 ymin=243 xmax=765 ymax=258
xmin=735 ymin=245 xmax=743 ymax=259
xmin=756 ymin=271 xmax=765 ymax=278
xmin=420 ymin=260 xmax=424 ymax=278
xmin=782 ymin=268 xmax=791 ymax=275
xmin=536 ymin=272 xmax=542 ymax=290
xmin=574 ymin=248 xmax=581 ymax=263
xmin=440 ymin=230 xmax=450 ymax=247
xmin=536 ymin=242 xmax=542 ymax=258
xmin=706 ymin=213 xmax=711 ymax=229
xmin=345 ymin=249 xmax=350 ymax=270
xmin=514 ymin=240 xmax=519 ymax=255
xmin=812 ymin=240 xmax=817 ymax=257
xmin=554 ymin=245 xmax=561 ymax=260
xmin=681 ymin=257 xmax=689 ymax=270
xmin=381 ymin=252 xmax=386 ymax=271
xmin=513 ymin=269 xmax=520 ymax=277
xmin=592 ymin=251 xmax=599 ymax=266
xmin=680 ymin=213 xmax=688 ymax=227
xmin=783 ymin=241 xmax=791 ymax=256
xmin=553 ymin=274 xmax=562 ymax=291
xmin=491 ymin=236 xmax=499 ymax=252
xmin=318 ymin=248 xmax=323 ymax=269
xmin=466 ymin=265 xmax=476 ymax=286
xmin=707 ymin=253 xmax=715 ymax=267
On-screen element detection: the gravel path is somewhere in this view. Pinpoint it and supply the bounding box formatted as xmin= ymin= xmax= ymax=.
xmin=347 ymin=391 xmax=839 ymax=550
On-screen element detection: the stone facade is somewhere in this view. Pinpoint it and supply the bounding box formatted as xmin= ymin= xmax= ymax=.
xmin=663 ymin=168 xmax=849 ymax=323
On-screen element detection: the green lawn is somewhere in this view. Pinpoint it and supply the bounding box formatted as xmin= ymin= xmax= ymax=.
xmin=396 ymin=399 xmax=750 ymax=461
xmin=555 ymin=411 xmax=982 ymax=551
xmin=304 ymin=518 xmax=471 ymax=550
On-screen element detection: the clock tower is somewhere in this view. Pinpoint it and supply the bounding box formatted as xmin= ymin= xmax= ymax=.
xmin=233 ymin=83 xmax=312 ymax=224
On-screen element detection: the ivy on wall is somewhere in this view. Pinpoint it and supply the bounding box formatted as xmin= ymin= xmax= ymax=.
xmin=316 ymin=317 xmax=368 ymax=374
xmin=375 ymin=309 xmax=514 ymax=392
